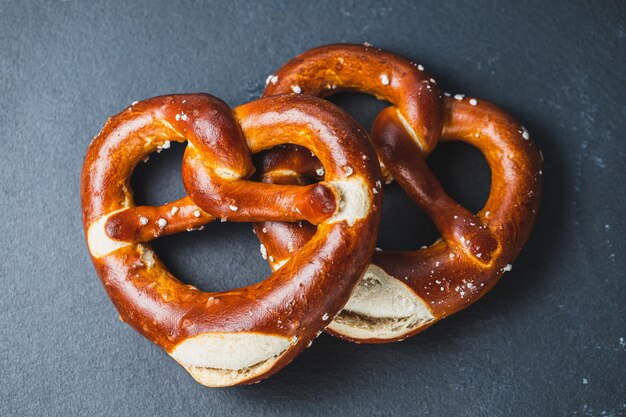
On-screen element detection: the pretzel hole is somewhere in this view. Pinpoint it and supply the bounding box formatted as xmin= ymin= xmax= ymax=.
xmin=131 ymin=141 xmax=187 ymax=206
xmin=377 ymin=182 xmax=439 ymax=250
xmin=150 ymin=222 xmax=272 ymax=292
xmin=328 ymin=92 xmax=387 ymax=132
xmin=427 ymin=141 xmax=491 ymax=214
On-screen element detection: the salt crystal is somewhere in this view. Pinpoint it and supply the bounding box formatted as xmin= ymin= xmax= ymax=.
xmin=521 ymin=127 xmax=530 ymax=140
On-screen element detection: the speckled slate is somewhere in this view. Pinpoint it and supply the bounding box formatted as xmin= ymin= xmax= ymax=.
xmin=1 ymin=1 xmax=624 ymax=416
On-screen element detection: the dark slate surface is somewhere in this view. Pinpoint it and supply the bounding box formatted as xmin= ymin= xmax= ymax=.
xmin=1 ymin=1 xmax=624 ymax=416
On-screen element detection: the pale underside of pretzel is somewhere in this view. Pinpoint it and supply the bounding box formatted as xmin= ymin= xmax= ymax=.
xmin=256 ymin=44 xmax=543 ymax=343
xmin=81 ymin=93 xmax=382 ymax=386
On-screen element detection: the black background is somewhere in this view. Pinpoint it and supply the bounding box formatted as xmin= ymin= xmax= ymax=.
xmin=1 ymin=1 xmax=624 ymax=416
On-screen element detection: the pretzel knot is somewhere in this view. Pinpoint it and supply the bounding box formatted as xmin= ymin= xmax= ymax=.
xmin=81 ymin=93 xmax=382 ymax=387
xmin=256 ymin=44 xmax=543 ymax=342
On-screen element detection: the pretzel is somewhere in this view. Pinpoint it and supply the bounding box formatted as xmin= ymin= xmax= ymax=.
xmin=255 ymin=44 xmax=542 ymax=342
xmin=81 ymin=93 xmax=382 ymax=386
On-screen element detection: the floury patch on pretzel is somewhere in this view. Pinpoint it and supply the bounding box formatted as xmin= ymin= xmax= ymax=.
xmin=256 ymin=44 xmax=543 ymax=342
xmin=81 ymin=93 xmax=382 ymax=386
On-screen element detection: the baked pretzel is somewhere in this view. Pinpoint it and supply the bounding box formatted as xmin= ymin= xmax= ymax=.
xmin=81 ymin=93 xmax=382 ymax=386
xmin=255 ymin=44 xmax=542 ymax=342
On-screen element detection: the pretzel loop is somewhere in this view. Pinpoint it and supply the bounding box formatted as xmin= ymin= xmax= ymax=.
xmin=181 ymin=95 xmax=377 ymax=225
xmin=81 ymin=93 xmax=382 ymax=386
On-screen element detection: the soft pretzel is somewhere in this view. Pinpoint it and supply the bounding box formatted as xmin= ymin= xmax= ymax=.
xmin=255 ymin=44 xmax=542 ymax=342
xmin=81 ymin=93 xmax=382 ymax=386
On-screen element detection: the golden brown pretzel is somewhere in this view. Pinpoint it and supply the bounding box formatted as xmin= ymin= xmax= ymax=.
xmin=255 ymin=44 xmax=542 ymax=342
xmin=81 ymin=93 xmax=382 ymax=386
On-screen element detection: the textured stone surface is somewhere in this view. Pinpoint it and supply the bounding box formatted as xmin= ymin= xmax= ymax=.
xmin=1 ymin=0 xmax=624 ymax=415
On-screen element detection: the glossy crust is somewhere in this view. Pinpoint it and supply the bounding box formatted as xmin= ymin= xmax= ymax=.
xmin=256 ymin=44 xmax=543 ymax=343
xmin=81 ymin=93 xmax=382 ymax=386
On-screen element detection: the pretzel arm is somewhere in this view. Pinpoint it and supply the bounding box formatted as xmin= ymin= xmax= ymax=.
xmin=372 ymin=106 xmax=500 ymax=266
xmin=104 ymin=196 xmax=213 ymax=242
